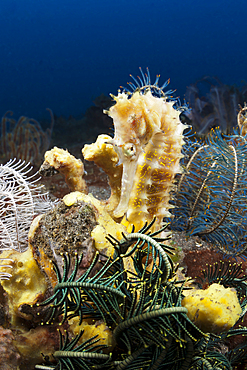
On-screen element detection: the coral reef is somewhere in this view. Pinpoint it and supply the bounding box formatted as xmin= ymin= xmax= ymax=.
xmin=34 ymin=222 xmax=201 ymax=369
xmin=51 ymin=94 xmax=113 ymax=149
xmin=62 ymin=191 xmax=126 ymax=257
xmin=1 ymin=70 xmax=247 ymax=369
xmin=68 ymin=318 xmax=113 ymax=350
xmin=14 ymin=325 xmax=60 ymax=369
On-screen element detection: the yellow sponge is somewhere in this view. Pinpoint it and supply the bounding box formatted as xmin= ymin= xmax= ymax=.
xmin=69 ymin=317 xmax=113 ymax=351
xmin=0 ymin=247 xmax=47 ymax=326
xmin=181 ymin=283 xmax=242 ymax=333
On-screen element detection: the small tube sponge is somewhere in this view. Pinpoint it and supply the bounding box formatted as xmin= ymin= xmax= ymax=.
xmin=181 ymin=283 xmax=242 ymax=333
xmin=41 ymin=146 xmax=88 ymax=193
xmin=82 ymin=134 xmax=123 ymax=216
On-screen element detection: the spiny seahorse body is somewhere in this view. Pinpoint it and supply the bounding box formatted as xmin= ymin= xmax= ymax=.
xmin=107 ymin=90 xmax=187 ymax=230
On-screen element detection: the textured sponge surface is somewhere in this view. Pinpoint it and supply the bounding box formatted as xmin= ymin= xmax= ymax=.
xmin=182 ymin=283 xmax=242 ymax=333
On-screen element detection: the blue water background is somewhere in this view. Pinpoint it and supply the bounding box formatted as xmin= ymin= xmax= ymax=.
xmin=0 ymin=0 xmax=246 ymax=120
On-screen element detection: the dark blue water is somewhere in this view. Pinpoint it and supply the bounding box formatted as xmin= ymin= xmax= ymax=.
xmin=0 ymin=0 xmax=246 ymax=120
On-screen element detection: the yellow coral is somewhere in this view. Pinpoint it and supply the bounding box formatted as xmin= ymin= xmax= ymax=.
xmin=181 ymin=283 xmax=242 ymax=333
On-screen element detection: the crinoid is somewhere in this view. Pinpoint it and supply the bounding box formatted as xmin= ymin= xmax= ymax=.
xmin=36 ymin=219 xmax=207 ymax=370
xmin=36 ymin=251 xmax=128 ymax=326
xmin=106 ymin=217 xmax=175 ymax=285
xmin=0 ymin=158 xmax=53 ymax=254
xmin=185 ymin=326 xmax=247 ymax=370
xmin=186 ymin=333 xmax=232 ymax=370
xmin=170 ymin=126 xmax=247 ymax=257
xmin=35 ymin=330 xmax=111 ymax=370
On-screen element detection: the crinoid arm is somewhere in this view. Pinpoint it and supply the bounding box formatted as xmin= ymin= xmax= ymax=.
xmin=0 ymin=159 xmax=54 ymax=253
xmin=34 ymin=218 xmax=212 ymax=370
xmin=0 ymin=258 xmax=13 ymax=280
xmin=107 ymin=218 xmax=175 ymax=285
xmin=35 ymin=330 xmax=111 ymax=370
xmin=36 ymin=252 xmax=128 ymax=326
xmin=170 ymin=127 xmax=247 ymax=257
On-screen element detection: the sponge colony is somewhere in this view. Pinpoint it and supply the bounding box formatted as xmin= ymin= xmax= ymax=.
xmin=181 ymin=283 xmax=242 ymax=333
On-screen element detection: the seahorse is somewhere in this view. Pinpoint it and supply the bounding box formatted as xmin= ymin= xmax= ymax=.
xmin=83 ymin=72 xmax=187 ymax=230
xmin=105 ymin=85 xmax=187 ymax=230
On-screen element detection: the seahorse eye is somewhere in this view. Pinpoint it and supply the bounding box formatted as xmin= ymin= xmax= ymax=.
xmin=123 ymin=143 xmax=136 ymax=158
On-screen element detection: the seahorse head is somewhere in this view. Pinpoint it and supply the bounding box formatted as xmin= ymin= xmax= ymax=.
xmin=109 ymin=91 xmax=158 ymax=149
